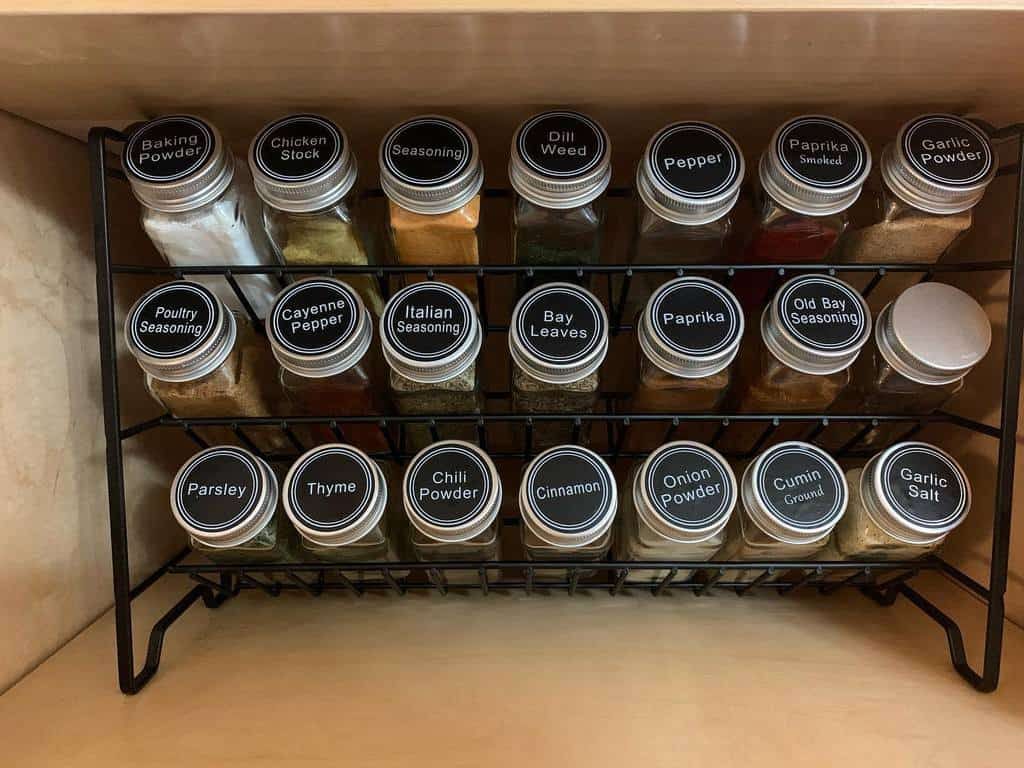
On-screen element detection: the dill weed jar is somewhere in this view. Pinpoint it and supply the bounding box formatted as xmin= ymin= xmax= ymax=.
xmin=836 ymin=442 xmax=970 ymax=560
xmin=509 ymin=282 xmax=609 ymax=449
xmin=122 ymin=115 xmax=279 ymax=317
xmin=841 ymin=115 xmax=996 ymax=264
xmin=249 ymin=113 xmax=381 ymax=315
xmin=381 ymin=282 xmax=483 ymax=449
xmin=170 ymin=445 xmax=292 ymax=563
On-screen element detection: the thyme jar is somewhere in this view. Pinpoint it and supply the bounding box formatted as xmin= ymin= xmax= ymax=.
xmin=249 ymin=113 xmax=382 ymax=314
xmin=836 ymin=442 xmax=970 ymax=560
xmin=615 ymin=441 xmax=737 ymax=583
xmin=404 ymin=440 xmax=503 ymax=583
xmin=381 ymin=282 xmax=483 ymax=448
xmin=122 ymin=115 xmax=279 ymax=317
xmin=840 ymin=115 xmax=996 ymax=264
xmin=520 ymin=445 xmax=617 ymax=579
xmin=509 ymin=282 xmax=609 ymax=449
xmin=170 ymin=445 xmax=291 ymax=563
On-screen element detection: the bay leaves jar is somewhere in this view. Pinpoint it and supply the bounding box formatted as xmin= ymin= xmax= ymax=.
xmin=836 ymin=442 xmax=970 ymax=560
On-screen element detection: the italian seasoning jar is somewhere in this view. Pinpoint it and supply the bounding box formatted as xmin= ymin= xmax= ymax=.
xmin=519 ymin=445 xmax=617 ymax=579
xmin=836 ymin=442 xmax=970 ymax=560
xmin=509 ymin=110 xmax=611 ymax=282
xmin=122 ymin=115 xmax=279 ymax=317
xmin=404 ymin=440 xmax=503 ymax=583
xmin=509 ymin=282 xmax=609 ymax=450
xmin=715 ymin=441 xmax=847 ymax=581
xmin=170 ymin=445 xmax=291 ymax=563
xmin=380 ymin=282 xmax=483 ymax=449
xmin=840 ymin=115 xmax=996 ymax=264
xmin=615 ymin=441 xmax=737 ymax=583
xmin=249 ymin=114 xmax=381 ymax=315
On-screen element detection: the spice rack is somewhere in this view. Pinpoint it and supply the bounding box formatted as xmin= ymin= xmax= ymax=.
xmin=90 ymin=121 xmax=1023 ymax=696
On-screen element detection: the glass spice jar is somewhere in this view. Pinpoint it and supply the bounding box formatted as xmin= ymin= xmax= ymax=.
xmin=124 ymin=281 xmax=286 ymax=452
xmin=249 ymin=113 xmax=382 ymax=315
xmin=509 ymin=282 xmax=609 ymax=450
xmin=380 ymin=282 xmax=484 ymax=450
xmin=615 ymin=441 xmax=737 ymax=583
xmin=519 ymin=445 xmax=618 ymax=580
xmin=840 ymin=115 xmax=997 ymax=264
xmin=122 ymin=115 xmax=280 ymax=317
xmin=403 ymin=440 xmax=503 ymax=584
xmin=170 ymin=445 xmax=292 ymax=563
xmin=836 ymin=442 xmax=970 ymax=561
xmin=380 ymin=115 xmax=484 ymax=300
xmin=266 ymin=277 xmax=388 ymax=452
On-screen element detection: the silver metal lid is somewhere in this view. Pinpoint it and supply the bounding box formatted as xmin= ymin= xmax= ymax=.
xmin=170 ymin=446 xmax=279 ymax=550
xmin=380 ymin=282 xmax=482 ymax=384
xmin=266 ymin=278 xmax=372 ymax=378
xmin=639 ymin=277 xmax=744 ymax=378
xmin=762 ymin=275 xmax=871 ymax=376
xmin=509 ymin=110 xmax=611 ymax=210
xmin=403 ymin=440 xmax=502 ymax=543
xmin=759 ymin=115 xmax=871 ymax=216
xmin=379 ymin=115 xmax=484 ymax=215
xmin=509 ymin=282 xmax=609 ymax=385
xmin=634 ymin=441 xmax=737 ymax=544
xmin=283 ymin=444 xmax=387 ymax=548
xmin=519 ymin=445 xmax=618 ymax=549
xmin=122 ymin=115 xmax=235 ymax=214
xmin=882 ymin=114 xmax=996 ymax=215
xmin=742 ymin=441 xmax=847 ymax=545
xmin=249 ymin=113 xmax=358 ymax=214
xmin=636 ymin=121 xmax=745 ymax=226
xmin=124 ymin=281 xmax=236 ymax=383
xmin=876 ymin=282 xmax=991 ymax=386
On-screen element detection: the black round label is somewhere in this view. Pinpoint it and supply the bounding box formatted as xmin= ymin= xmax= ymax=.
xmin=776 ymin=117 xmax=867 ymax=188
xmin=514 ymin=285 xmax=605 ymax=365
xmin=517 ymin=111 xmax=606 ymax=179
xmin=175 ymin=448 xmax=262 ymax=533
xmin=879 ymin=445 xmax=968 ymax=530
xmin=382 ymin=117 xmax=472 ymax=187
xmin=525 ymin=447 xmax=614 ymax=533
xmin=124 ymin=116 xmax=214 ymax=183
xmin=252 ymin=114 xmax=342 ymax=182
xmin=288 ymin=447 xmax=375 ymax=533
xmin=650 ymin=280 xmax=741 ymax=358
xmin=129 ymin=282 xmax=219 ymax=359
xmin=756 ymin=445 xmax=845 ymax=530
xmin=649 ymin=122 xmax=742 ymax=199
xmin=644 ymin=445 xmax=734 ymax=529
xmin=270 ymin=280 xmax=359 ymax=356
xmin=902 ymin=115 xmax=993 ymax=187
xmin=777 ymin=277 xmax=867 ymax=351
xmin=406 ymin=444 xmax=492 ymax=528
xmin=383 ymin=283 xmax=474 ymax=363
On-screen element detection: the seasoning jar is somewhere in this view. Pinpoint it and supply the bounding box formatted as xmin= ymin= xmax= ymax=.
xmin=715 ymin=441 xmax=847 ymax=581
xmin=519 ymin=445 xmax=617 ymax=579
xmin=403 ymin=440 xmax=503 ymax=583
xmin=170 ymin=445 xmax=291 ymax=563
xmin=249 ymin=113 xmax=382 ymax=315
xmin=380 ymin=282 xmax=483 ymax=449
xmin=122 ymin=115 xmax=280 ymax=317
xmin=836 ymin=442 xmax=970 ymax=560
xmin=509 ymin=282 xmax=609 ymax=450
xmin=124 ymin=281 xmax=285 ymax=452
xmin=380 ymin=115 xmax=483 ymax=300
xmin=509 ymin=110 xmax=611 ymax=282
xmin=615 ymin=441 xmax=737 ymax=583
xmin=840 ymin=115 xmax=996 ymax=264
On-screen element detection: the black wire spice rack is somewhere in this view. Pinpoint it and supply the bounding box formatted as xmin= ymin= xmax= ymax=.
xmin=90 ymin=121 xmax=1023 ymax=695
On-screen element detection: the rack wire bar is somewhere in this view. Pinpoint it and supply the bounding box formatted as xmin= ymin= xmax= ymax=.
xmin=89 ymin=123 xmax=1022 ymax=695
